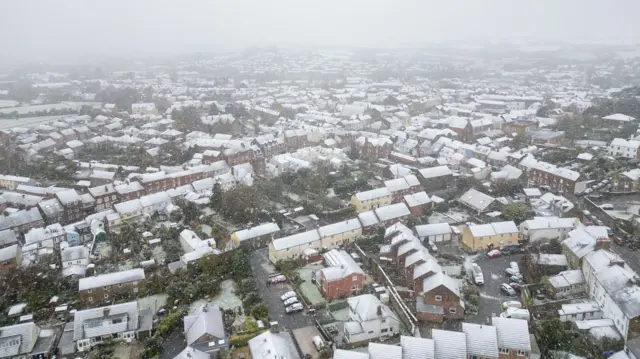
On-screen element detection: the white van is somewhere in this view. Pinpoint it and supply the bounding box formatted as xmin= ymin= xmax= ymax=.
xmin=600 ymin=204 xmax=614 ymax=210
xmin=500 ymin=307 xmax=530 ymax=321
xmin=472 ymin=264 xmax=484 ymax=285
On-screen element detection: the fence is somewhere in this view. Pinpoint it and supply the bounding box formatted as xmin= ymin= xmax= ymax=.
xmin=354 ymin=243 xmax=419 ymax=337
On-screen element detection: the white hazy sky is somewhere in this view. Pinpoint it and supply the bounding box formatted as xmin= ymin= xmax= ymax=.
xmin=0 ymin=0 xmax=638 ymax=64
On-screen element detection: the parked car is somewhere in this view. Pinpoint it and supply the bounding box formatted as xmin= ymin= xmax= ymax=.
xmin=269 ymin=275 xmax=287 ymax=284
xmin=487 ymin=249 xmax=501 ymax=258
xmin=281 ymin=291 xmax=296 ymax=301
xmin=312 ymin=336 xmax=325 ymax=351
xmin=502 ymin=301 xmax=523 ymax=310
xmin=509 ymin=282 xmax=524 ymax=292
xmin=428 ymin=241 xmax=438 ymax=253
xmin=283 ymin=297 xmax=299 ymax=306
xmin=500 ymin=283 xmax=516 ymax=296
xmin=500 ymin=308 xmax=530 ymax=321
xmin=472 ymin=264 xmax=484 ymax=286
xmin=285 ymin=303 xmax=304 ymax=314
xmin=613 ymin=236 xmax=626 ymax=246
xmin=505 ymin=267 xmax=520 ymax=277
xmin=510 ymin=275 xmax=524 ymax=284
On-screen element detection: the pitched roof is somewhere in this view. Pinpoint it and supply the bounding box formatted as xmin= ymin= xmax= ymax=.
xmin=418 ymin=165 xmax=453 ymax=179
xmin=184 ymin=303 xmax=225 ymax=346
xmin=355 ymin=187 xmax=392 ymax=202
xmin=248 ymin=331 xmax=300 ymax=359
xmin=322 ymin=249 xmax=365 ymax=281
xmin=234 ymin=223 xmax=280 ymax=242
xmin=421 ymin=272 xmax=460 ymax=297
xmin=462 ymin=322 xmax=499 ymax=358
xmin=400 ymin=335 xmax=435 ymax=359
xmin=348 ymin=294 xmax=398 ymax=322
xmin=318 ymin=219 xmax=362 ymax=238
xmin=271 ymin=230 xmax=320 ymax=251
xmin=492 ymin=317 xmax=531 ymax=351
xmin=78 ymin=268 xmax=145 ymax=291
xmin=0 ymin=322 xmax=39 ymax=357
xmin=73 ymin=302 xmax=139 ymax=341
xmin=414 ymin=223 xmax=451 ymax=238
xmin=432 ymin=329 xmax=467 ymax=359
xmin=369 ymin=342 xmax=402 ymax=359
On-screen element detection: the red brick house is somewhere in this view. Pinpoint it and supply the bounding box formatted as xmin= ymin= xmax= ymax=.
xmin=223 ymin=147 xmax=252 ymax=167
xmin=374 ymin=203 xmax=411 ymax=228
xmin=355 ymin=136 xmax=393 ymax=160
xmin=316 ymin=249 xmax=365 ymax=300
xmin=284 ymin=129 xmax=309 ymax=151
xmin=403 ymin=249 xmax=441 ymax=291
xmin=382 ymin=223 xmax=416 ymax=261
xmin=416 ymin=272 xmax=464 ymax=322
xmin=404 ymin=191 xmax=432 ymax=216
xmin=384 ymin=178 xmax=412 ymax=203
xmin=115 ymin=181 xmax=145 ymax=202
xmin=88 ymin=184 xmax=118 ymax=212
xmin=202 ymin=150 xmax=222 ymax=164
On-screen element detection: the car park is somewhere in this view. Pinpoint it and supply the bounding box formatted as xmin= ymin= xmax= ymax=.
xmin=281 ymin=291 xmax=296 ymax=301
xmin=283 ymin=297 xmax=299 ymax=306
xmin=500 ymin=283 xmax=516 ymax=296
xmin=285 ymin=303 xmax=304 ymax=314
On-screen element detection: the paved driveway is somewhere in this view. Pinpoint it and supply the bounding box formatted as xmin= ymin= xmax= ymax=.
xmin=466 ymin=253 xmax=525 ymax=324
xmin=249 ymin=249 xmax=315 ymax=330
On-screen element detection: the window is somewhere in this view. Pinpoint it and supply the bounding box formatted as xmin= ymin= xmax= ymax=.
xmin=112 ymin=318 xmax=123 ymax=324
xmin=368 ymin=331 xmax=374 ymax=334
xmin=435 ymin=295 xmax=442 ymax=301
xmin=352 ymin=276 xmax=357 ymax=281
xmin=517 ymin=350 xmax=526 ymax=356
xmin=381 ymin=328 xmax=388 ymax=333
xmin=381 ymin=318 xmax=386 ymax=323
xmin=449 ymin=308 xmax=456 ymax=314
xmin=104 ymin=293 xmax=109 ymax=299
xmin=88 ymin=297 xmax=93 ymax=302
xmin=500 ymin=348 xmax=510 ymax=354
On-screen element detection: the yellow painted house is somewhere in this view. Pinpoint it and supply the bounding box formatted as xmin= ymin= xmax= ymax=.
xmin=461 ymin=221 xmax=519 ymax=252
xmin=351 ymin=187 xmax=392 ymax=213
xmin=268 ymin=230 xmax=321 ymax=263
xmin=318 ymin=218 xmax=362 ymax=248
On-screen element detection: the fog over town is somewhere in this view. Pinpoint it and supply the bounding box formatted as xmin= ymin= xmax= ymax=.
xmin=2 ymin=1 xmax=640 ymax=359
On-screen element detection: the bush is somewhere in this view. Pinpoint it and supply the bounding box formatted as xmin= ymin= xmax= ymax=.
xmin=251 ymin=304 xmax=268 ymax=319
xmin=243 ymin=293 xmax=261 ymax=308
xmin=157 ymin=310 xmax=183 ymax=337
xmin=229 ymin=332 xmax=261 ymax=347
